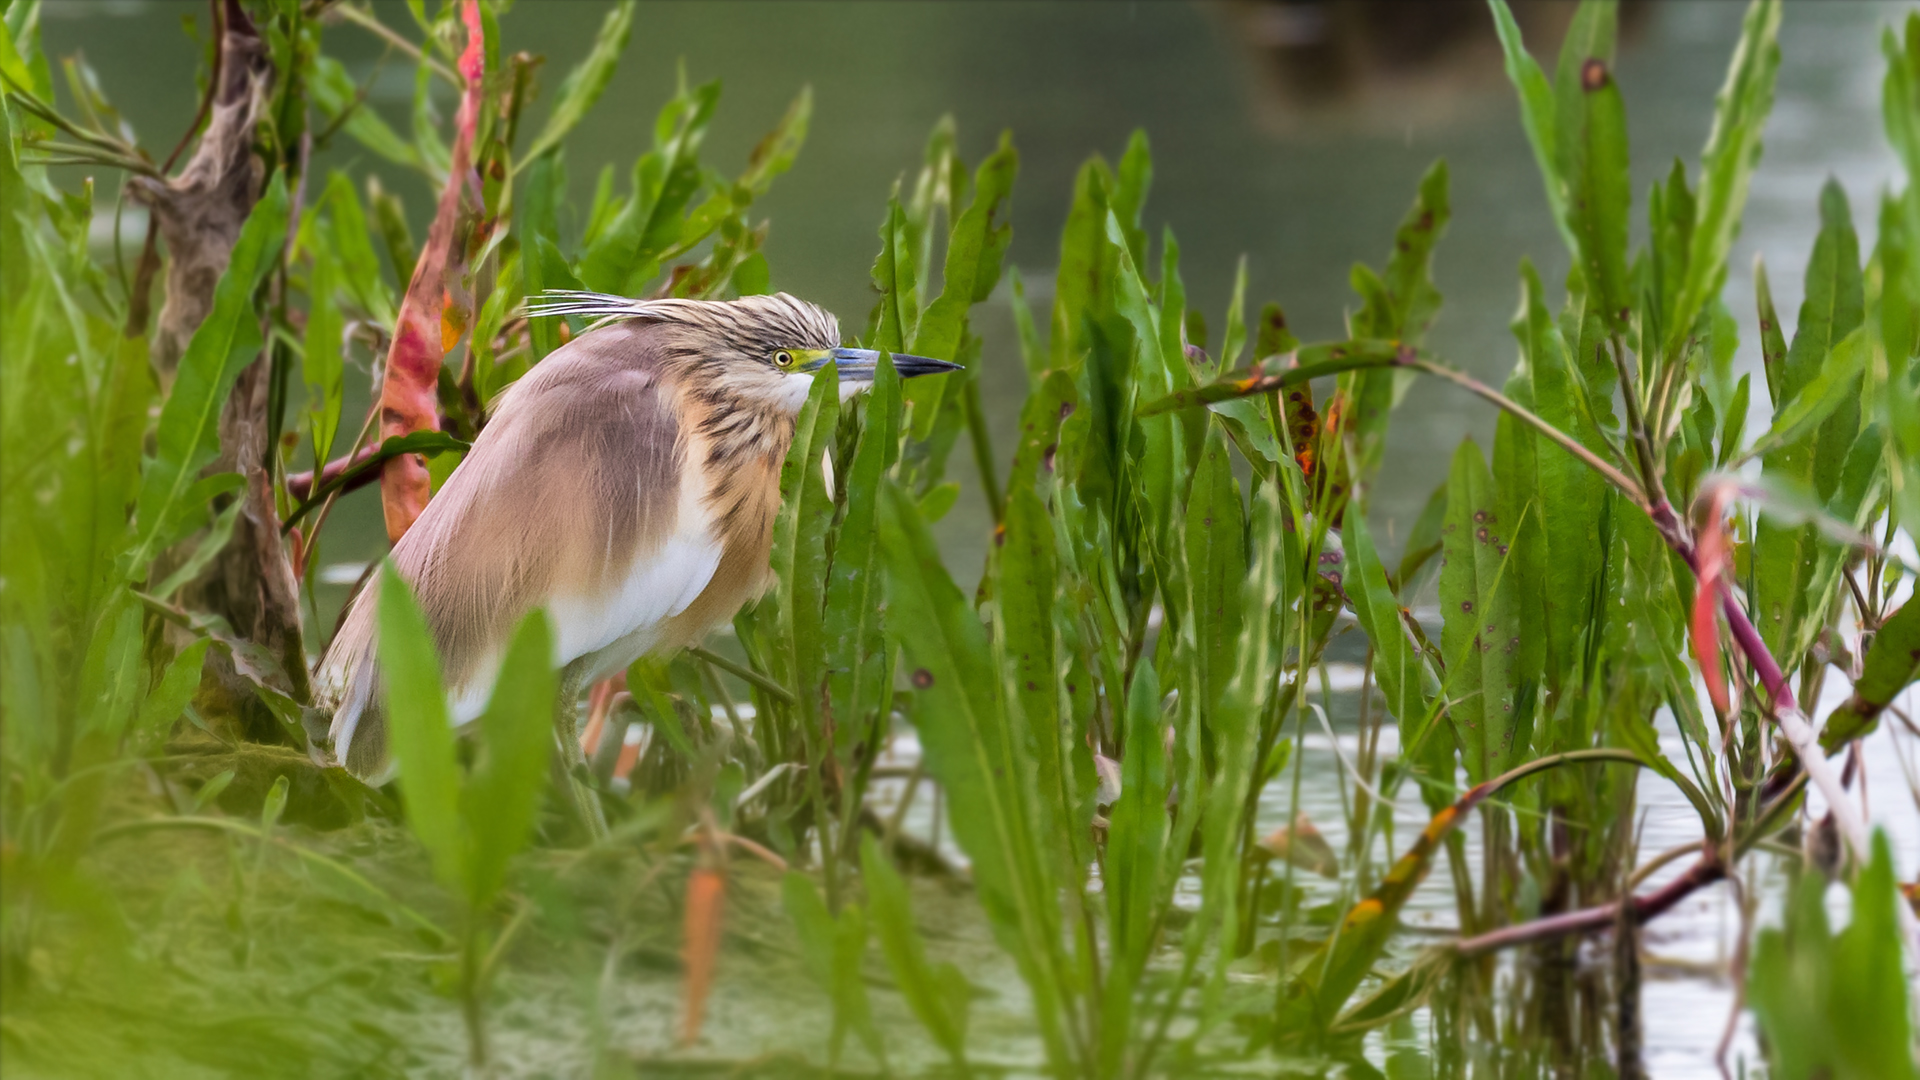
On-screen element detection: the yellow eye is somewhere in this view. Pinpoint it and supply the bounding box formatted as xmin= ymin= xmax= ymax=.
xmin=775 ymin=350 xmax=794 ymax=368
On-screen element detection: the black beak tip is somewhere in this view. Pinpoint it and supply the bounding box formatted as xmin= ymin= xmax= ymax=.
xmin=896 ymin=354 xmax=963 ymax=378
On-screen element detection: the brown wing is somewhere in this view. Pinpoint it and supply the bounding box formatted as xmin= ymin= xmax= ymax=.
xmin=318 ymin=321 xmax=683 ymax=777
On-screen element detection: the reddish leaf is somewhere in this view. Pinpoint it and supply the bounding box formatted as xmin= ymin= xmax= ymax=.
xmin=680 ymin=863 xmax=727 ymax=1045
xmin=1691 ymin=483 xmax=1735 ymax=717
xmin=378 ymin=0 xmax=486 ymax=543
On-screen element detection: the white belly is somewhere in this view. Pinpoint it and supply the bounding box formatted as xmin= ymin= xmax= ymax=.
xmin=448 ymin=462 xmax=722 ymax=722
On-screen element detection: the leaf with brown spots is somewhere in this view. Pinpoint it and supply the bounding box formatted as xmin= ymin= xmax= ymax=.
xmin=1437 ymin=439 xmax=1521 ymax=780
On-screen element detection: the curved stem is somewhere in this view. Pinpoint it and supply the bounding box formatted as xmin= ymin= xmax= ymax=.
xmin=687 ymin=645 xmax=796 ymax=707
xmin=1402 ymin=357 xmax=1646 ymax=509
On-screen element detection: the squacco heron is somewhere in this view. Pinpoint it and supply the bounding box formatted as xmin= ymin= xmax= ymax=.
xmin=316 ymin=291 xmax=958 ymax=780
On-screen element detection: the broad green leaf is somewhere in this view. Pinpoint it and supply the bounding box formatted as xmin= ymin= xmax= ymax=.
xmin=1438 ymin=439 xmax=1521 ymax=780
xmin=1495 ymin=260 xmax=1608 ymax=694
xmin=377 ymin=565 xmax=464 ymax=894
xmin=131 ymin=171 xmax=288 ymax=574
xmin=520 ymin=1 xmax=634 ymax=166
xmin=879 ymin=482 xmax=1072 ymax=1064
xmin=824 ymin=356 xmax=898 ymax=756
xmin=1051 ymin=157 xmax=1113 ymax=372
xmin=1753 ymin=182 xmax=1863 ymax=658
xmin=149 ymin=490 xmax=241 ymax=600
xmin=996 ymin=372 xmax=1073 ymax=850
xmin=1183 ymin=418 xmax=1244 ymax=715
xmin=1669 ymin=0 xmax=1782 ymax=361
xmin=1110 ymin=129 xmax=1152 ymax=271
xmin=461 ymin=609 xmax=556 ymax=908
xmin=770 ymin=365 xmax=838 ymax=748
xmin=1554 ymin=0 xmax=1632 ymax=330
xmin=1189 ymin=482 xmax=1287 ymax=1014
xmin=1782 ymin=180 xmax=1867 ymax=501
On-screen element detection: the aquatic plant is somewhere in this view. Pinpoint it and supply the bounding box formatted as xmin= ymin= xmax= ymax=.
xmin=2 ymin=0 xmax=1917 ymax=1075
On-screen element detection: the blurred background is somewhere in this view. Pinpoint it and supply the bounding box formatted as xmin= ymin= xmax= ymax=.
xmin=45 ymin=0 xmax=1904 ymax=590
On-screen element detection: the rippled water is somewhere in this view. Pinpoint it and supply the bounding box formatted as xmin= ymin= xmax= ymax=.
xmin=47 ymin=2 xmax=1920 ymax=1072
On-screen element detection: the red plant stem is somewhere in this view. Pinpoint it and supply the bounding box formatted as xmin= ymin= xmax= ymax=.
xmin=287 ymin=444 xmax=380 ymax=501
xmin=377 ymin=0 xmax=483 ymax=544
xmin=1455 ymin=853 xmax=1726 ymax=958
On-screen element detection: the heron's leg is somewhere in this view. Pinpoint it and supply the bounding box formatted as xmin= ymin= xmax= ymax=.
xmin=553 ymin=659 xmax=609 ymax=841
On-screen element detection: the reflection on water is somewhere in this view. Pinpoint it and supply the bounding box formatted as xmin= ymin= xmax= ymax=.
xmin=45 ymin=2 xmax=1916 ymax=1073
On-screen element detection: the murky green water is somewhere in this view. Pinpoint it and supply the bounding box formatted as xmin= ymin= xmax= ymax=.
xmin=45 ymin=2 xmax=1918 ymax=1074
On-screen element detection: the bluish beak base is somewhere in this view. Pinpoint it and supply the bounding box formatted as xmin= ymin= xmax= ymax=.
xmin=810 ymin=348 xmax=963 ymax=381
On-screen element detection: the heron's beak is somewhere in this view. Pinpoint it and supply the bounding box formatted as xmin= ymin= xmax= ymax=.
xmin=814 ymin=348 xmax=962 ymax=382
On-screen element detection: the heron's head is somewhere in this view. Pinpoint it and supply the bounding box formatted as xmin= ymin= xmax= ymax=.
xmin=527 ymin=290 xmax=960 ymax=414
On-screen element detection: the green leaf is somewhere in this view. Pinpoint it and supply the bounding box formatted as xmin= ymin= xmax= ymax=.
xmin=1884 ymin=14 xmax=1920 ymax=186
xmin=376 ymin=564 xmax=465 ymax=894
xmin=1773 ymin=180 xmax=1867 ymax=495
xmin=304 ymin=225 xmax=345 ymax=465
xmin=1669 ymin=0 xmax=1782 ymax=361
xmin=134 ymin=638 xmax=210 ymax=746
xmin=1438 ymin=439 xmax=1521 ymax=780
xmin=1050 ymin=157 xmax=1113 ymax=373
xmin=321 ymin=175 xmax=393 ymax=329
xmin=1748 ymin=832 xmax=1917 ymax=1080
xmin=1489 ymin=0 xmax=1572 ymax=251
xmin=824 ymin=356 xmax=898 ymax=756
xmin=1495 ymin=260 xmax=1609 ymax=694
xmin=578 ymin=78 xmax=721 ymax=295
xmin=131 ymin=171 xmax=288 ymax=575
xmin=1099 ymin=658 xmax=1168 ymax=1072
xmin=460 ymin=609 xmax=556 ymax=909
xmin=1742 ymin=326 xmax=1868 ymax=464
xmin=1554 ymin=0 xmax=1632 ymax=330
xmin=310 ymin=55 xmax=422 ymax=172
xmin=1183 ymin=417 xmax=1245 ymax=715
xmin=865 ymin=198 xmax=917 ymax=353
xmin=1753 ymin=181 xmax=1864 ymax=658
xmin=520 ymin=1 xmax=634 ymax=167
xmin=859 ymin=834 xmax=969 ymax=1066
xmin=769 ymin=363 xmax=837 ymax=744
xmin=879 ymin=481 xmax=1072 ymax=1063
xmin=1755 ymin=254 xmax=1790 ymax=406
xmin=1343 ymin=505 xmax=1446 ymax=790
xmin=1823 ymin=596 xmax=1920 ymax=749
xmin=1188 ymin=482 xmax=1287 ymax=1011
xmin=783 ymin=872 xmax=884 ymax=1069
xmin=905 ymin=132 xmax=1017 ymax=438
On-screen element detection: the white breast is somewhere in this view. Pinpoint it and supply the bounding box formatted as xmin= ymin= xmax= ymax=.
xmin=547 ymin=450 xmax=721 ymax=676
